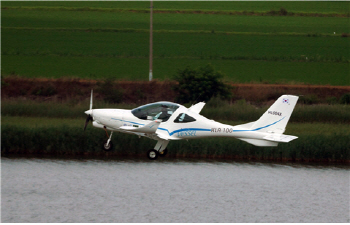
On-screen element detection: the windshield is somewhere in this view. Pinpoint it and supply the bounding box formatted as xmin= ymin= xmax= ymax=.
xmin=131 ymin=102 xmax=180 ymax=122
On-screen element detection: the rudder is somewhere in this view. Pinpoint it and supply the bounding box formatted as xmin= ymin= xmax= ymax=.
xmin=250 ymin=95 xmax=298 ymax=134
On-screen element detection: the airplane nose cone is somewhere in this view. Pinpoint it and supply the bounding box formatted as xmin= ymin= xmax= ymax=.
xmin=85 ymin=109 xmax=92 ymax=115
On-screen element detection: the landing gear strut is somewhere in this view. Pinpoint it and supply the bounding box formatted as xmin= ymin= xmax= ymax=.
xmin=102 ymin=129 xmax=114 ymax=152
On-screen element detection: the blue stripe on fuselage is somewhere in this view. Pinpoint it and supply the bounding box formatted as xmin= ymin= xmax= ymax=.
xmin=110 ymin=117 xmax=285 ymax=136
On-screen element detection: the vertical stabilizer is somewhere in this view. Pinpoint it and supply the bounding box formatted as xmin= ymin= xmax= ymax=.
xmin=250 ymin=95 xmax=298 ymax=134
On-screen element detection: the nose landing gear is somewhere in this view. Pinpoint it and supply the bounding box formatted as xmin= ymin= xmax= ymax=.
xmin=102 ymin=129 xmax=114 ymax=152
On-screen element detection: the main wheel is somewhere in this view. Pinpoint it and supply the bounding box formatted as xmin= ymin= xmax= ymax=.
xmin=102 ymin=140 xmax=113 ymax=152
xmin=159 ymin=148 xmax=168 ymax=157
xmin=147 ymin=149 xmax=159 ymax=160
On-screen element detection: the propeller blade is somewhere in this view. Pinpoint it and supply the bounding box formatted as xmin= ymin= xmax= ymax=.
xmin=84 ymin=115 xmax=93 ymax=131
xmin=84 ymin=90 xmax=94 ymax=131
xmin=90 ymin=89 xmax=93 ymax=110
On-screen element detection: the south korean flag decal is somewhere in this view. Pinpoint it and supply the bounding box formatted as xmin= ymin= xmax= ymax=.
xmin=282 ymin=98 xmax=289 ymax=104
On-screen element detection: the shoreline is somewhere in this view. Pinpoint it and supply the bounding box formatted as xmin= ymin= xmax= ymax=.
xmin=2 ymin=152 xmax=349 ymax=164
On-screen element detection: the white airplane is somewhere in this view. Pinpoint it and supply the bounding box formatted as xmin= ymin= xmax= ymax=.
xmin=84 ymin=91 xmax=299 ymax=160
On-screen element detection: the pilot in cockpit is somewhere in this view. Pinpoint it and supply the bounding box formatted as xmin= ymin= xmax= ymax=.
xmin=154 ymin=105 xmax=171 ymax=121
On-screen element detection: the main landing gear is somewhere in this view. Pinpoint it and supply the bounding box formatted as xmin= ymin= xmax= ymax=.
xmin=101 ymin=128 xmax=169 ymax=160
xmin=146 ymin=139 xmax=169 ymax=160
xmin=146 ymin=148 xmax=168 ymax=160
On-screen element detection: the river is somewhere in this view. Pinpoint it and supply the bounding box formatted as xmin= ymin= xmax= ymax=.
xmin=1 ymin=156 xmax=349 ymax=223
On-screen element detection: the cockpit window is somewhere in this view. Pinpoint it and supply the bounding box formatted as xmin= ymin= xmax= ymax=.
xmin=131 ymin=102 xmax=179 ymax=122
xmin=174 ymin=113 xmax=196 ymax=123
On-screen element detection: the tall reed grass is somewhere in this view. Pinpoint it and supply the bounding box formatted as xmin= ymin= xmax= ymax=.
xmin=2 ymin=125 xmax=349 ymax=162
xmin=2 ymin=99 xmax=350 ymax=123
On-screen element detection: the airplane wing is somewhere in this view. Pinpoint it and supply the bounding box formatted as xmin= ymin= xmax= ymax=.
xmin=156 ymin=132 xmax=182 ymax=141
xmin=120 ymin=120 xmax=161 ymax=133
xmin=189 ymin=102 xmax=206 ymax=114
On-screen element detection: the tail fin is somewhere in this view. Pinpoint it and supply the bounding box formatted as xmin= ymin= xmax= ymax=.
xmin=250 ymin=95 xmax=298 ymax=134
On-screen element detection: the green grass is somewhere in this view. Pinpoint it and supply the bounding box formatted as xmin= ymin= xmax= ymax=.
xmin=3 ymin=29 xmax=348 ymax=61
xmin=2 ymin=55 xmax=348 ymax=85
xmin=2 ymin=1 xmax=349 ymax=14
xmin=1 ymin=2 xmax=349 ymax=84
xmin=3 ymin=9 xmax=349 ymax=33
xmin=2 ymin=28 xmax=349 ymax=84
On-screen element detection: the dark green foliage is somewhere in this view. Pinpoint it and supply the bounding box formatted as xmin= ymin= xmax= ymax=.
xmin=340 ymin=93 xmax=350 ymax=104
xmin=31 ymin=84 xmax=57 ymax=97
xmin=96 ymin=79 xmax=124 ymax=104
xmin=299 ymin=95 xmax=320 ymax=105
xmin=173 ymin=64 xmax=231 ymax=103
xmin=268 ymin=7 xmax=288 ymax=16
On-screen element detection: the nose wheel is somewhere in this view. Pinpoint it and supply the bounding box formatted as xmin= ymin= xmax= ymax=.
xmin=103 ymin=140 xmax=113 ymax=151
xmin=102 ymin=129 xmax=114 ymax=152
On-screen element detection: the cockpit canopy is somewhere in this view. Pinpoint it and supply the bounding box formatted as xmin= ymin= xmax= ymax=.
xmin=131 ymin=102 xmax=180 ymax=122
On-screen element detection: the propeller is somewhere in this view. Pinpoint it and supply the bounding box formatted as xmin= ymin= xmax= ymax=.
xmin=84 ymin=90 xmax=93 ymax=131
xmin=84 ymin=114 xmax=93 ymax=131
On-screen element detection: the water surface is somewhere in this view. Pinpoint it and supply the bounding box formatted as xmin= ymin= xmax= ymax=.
xmin=2 ymin=157 xmax=349 ymax=222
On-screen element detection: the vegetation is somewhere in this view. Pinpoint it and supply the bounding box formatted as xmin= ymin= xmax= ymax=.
xmin=173 ymin=65 xmax=231 ymax=103
xmin=96 ymin=79 xmax=124 ymax=104
xmin=2 ymin=99 xmax=350 ymax=124
xmin=2 ymin=123 xmax=349 ymax=162
xmin=2 ymin=1 xmax=349 ymax=84
xmin=1 ymin=2 xmax=349 ymax=161
xmin=340 ymin=93 xmax=350 ymax=105
xmin=2 ymin=1 xmax=349 ymax=15
xmin=2 ymin=98 xmax=349 ymax=161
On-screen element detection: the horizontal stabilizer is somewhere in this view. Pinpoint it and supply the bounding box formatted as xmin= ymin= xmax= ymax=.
xmin=238 ymin=138 xmax=278 ymax=147
xmin=238 ymin=134 xmax=297 ymax=147
xmin=263 ymin=134 xmax=298 ymax=143
xmin=120 ymin=120 xmax=161 ymax=133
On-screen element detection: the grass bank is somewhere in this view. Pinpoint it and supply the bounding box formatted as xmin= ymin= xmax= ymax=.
xmin=1 ymin=124 xmax=349 ymax=162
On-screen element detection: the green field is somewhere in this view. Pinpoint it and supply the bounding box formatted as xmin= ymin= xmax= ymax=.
xmin=1 ymin=1 xmax=349 ymax=85
xmin=2 ymin=1 xmax=349 ymax=14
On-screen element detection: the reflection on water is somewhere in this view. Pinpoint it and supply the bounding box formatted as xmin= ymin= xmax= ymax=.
xmin=2 ymin=156 xmax=349 ymax=223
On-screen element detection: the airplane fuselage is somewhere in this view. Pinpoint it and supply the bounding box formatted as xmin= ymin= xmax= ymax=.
xmin=89 ymin=108 xmax=281 ymax=146
xmin=85 ymin=96 xmax=299 ymax=159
